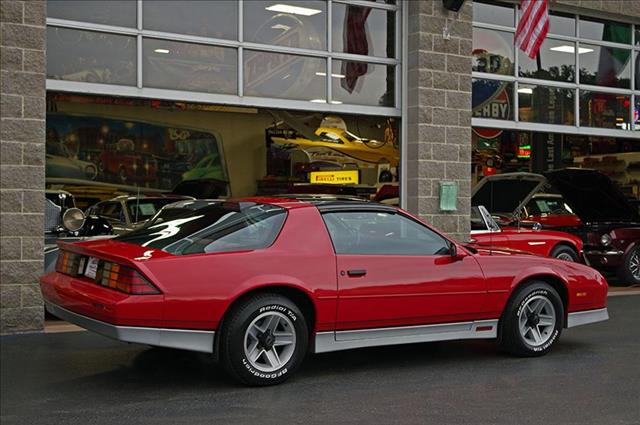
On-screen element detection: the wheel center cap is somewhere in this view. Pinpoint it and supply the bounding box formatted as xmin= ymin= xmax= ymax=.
xmin=527 ymin=313 xmax=540 ymax=327
xmin=259 ymin=330 xmax=275 ymax=349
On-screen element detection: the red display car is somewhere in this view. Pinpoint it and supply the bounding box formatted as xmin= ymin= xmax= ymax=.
xmin=472 ymin=173 xmax=580 ymax=228
xmin=470 ymin=206 xmax=583 ymax=262
xmin=41 ymin=199 xmax=609 ymax=385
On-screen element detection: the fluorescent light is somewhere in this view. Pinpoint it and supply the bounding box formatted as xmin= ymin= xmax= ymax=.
xmin=549 ymin=45 xmax=594 ymax=54
xmin=266 ymin=4 xmax=322 ymax=16
xmin=310 ymin=99 xmax=343 ymax=104
xmin=517 ymin=88 xmax=533 ymax=94
xmin=315 ymin=72 xmax=346 ymax=79
xmin=154 ymin=48 xmax=170 ymax=54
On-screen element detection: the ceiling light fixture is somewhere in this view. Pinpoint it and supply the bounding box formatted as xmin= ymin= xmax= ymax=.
xmin=549 ymin=45 xmax=594 ymax=54
xmin=154 ymin=48 xmax=170 ymax=54
xmin=310 ymin=99 xmax=343 ymax=104
xmin=517 ymin=88 xmax=533 ymax=94
xmin=266 ymin=4 xmax=322 ymax=16
xmin=315 ymin=72 xmax=346 ymax=79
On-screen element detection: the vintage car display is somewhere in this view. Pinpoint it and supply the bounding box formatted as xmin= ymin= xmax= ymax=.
xmin=475 ymin=170 xmax=640 ymax=284
xmin=181 ymin=154 xmax=226 ymax=181
xmin=85 ymin=194 xmax=194 ymax=234
xmin=472 ymin=172 xmax=579 ymax=227
xmin=271 ymin=126 xmax=400 ymax=168
xmin=545 ymin=169 xmax=640 ymax=284
xmin=470 ymin=206 xmax=583 ymax=262
xmin=41 ymin=198 xmax=608 ymax=385
xmin=44 ymin=190 xmax=113 ymax=273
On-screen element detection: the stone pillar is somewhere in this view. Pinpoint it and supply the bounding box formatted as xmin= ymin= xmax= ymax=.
xmin=405 ymin=0 xmax=473 ymax=242
xmin=1 ymin=0 xmax=46 ymax=333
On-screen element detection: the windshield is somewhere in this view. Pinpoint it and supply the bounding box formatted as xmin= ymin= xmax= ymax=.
xmin=527 ymin=198 xmax=573 ymax=215
xmin=126 ymin=198 xmax=186 ymax=223
xmin=117 ymin=202 xmax=286 ymax=255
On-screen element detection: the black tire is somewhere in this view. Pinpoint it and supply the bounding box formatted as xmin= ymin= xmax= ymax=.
xmin=499 ymin=281 xmax=564 ymax=357
xmin=550 ymin=244 xmax=579 ymax=262
xmin=618 ymin=246 xmax=640 ymax=285
xmin=219 ymin=293 xmax=308 ymax=386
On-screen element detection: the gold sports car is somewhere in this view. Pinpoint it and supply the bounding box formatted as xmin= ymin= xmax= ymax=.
xmin=271 ymin=127 xmax=399 ymax=167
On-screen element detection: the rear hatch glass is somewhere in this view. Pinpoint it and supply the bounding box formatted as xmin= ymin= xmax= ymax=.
xmin=117 ymin=201 xmax=286 ymax=255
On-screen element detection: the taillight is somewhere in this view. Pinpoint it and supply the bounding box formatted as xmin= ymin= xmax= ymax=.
xmin=56 ymin=250 xmax=82 ymax=276
xmin=96 ymin=262 xmax=160 ymax=295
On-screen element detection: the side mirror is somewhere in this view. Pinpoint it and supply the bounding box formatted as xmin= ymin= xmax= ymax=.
xmin=62 ymin=208 xmax=85 ymax=232
xmin=450 ymin=243 xmax=465 ymax=260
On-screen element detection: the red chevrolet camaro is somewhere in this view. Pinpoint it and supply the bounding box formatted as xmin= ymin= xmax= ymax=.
xmin=41 ymin=198 xmax=609 ymax=385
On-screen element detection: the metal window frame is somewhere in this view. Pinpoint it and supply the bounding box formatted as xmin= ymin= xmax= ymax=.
xmin=471 ymin=1 xmax=640 ymax=138
xmin=45 ymin=0 xmax=402 ymax=117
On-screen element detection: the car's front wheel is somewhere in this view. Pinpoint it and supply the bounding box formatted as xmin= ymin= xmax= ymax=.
xmin=500 ymin=282 xmax=564 ymax=357
xmin=219 ymin=293 xmax=308 ymax=386
xmin=550 ymin=244 xmax=579 ymax=262
xmin=618 ymin=246 xmax=640 ymax=285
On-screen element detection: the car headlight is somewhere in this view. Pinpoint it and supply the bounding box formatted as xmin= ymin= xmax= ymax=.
xmin=85 ymin=164 xmax=97 ymax=179
xmin=600 ymin=233 xmax=612 ymax=246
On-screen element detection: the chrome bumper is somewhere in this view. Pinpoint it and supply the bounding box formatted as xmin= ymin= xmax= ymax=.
xmin=566 ymin=308 xmax=609 ymax=328
xmin=45 ymin=302 xmax=215 ymax=353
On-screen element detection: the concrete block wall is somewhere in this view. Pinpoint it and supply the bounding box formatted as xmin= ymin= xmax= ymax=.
xmin=405 ymin=0 xmax=473 ymax=242
xmin=1 ymin=0 xmax=46 ymax=333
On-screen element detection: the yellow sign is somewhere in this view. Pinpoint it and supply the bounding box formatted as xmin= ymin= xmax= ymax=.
xmin=309 ymin=170 xmax=359 ymax=185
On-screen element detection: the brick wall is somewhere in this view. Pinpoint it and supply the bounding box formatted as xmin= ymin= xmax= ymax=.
xmin=405 ymin=0 xmax=473 ymax=242
xmin=1 ymin=0 xmax=46 ymax=333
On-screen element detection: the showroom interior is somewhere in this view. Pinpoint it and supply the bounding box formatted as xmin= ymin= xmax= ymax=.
xmin=1 ymin=0 xmax=639 ymax=333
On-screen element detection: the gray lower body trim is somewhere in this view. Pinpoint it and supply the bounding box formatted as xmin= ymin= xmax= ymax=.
xmin=45 ymin=302 xmax=215 ymax=353
xmin=566 ymin=308 xmax=609 ymax=328
xmin=314 ymin=319 xmax=498 ymax=354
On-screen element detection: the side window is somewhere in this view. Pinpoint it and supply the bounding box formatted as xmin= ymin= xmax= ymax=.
xmin=322 ymin=211 xmax=451 ymax=256
xmin=100 ymin=202 xmax=124 ymax=222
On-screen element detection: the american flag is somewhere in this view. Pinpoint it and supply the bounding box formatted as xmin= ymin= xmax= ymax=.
xmin=515 ymin=0 xmax=550 ymax=59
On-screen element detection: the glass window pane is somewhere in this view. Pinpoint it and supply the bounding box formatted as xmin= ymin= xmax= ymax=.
xmin=143 ymin=1 xmax=237 ymax=40
xmin=549 ymin=12 xmax=575 ymax=37
xmin=579 ymin=17 xmax=631 ymax=44
xmin=518 ymin=85 xmax=574 ymax=125
xmin=243 ymin=0 xmax=326 ymax=50
xmin=634 ymin=97 xmax=639 ymax=131
xmin=636 ymin=51 xmax=640 ymax=90
xmin=332 ymin=3 xmax=395 ymax=58
xmin=322 ymin=212 xmax=450 ymax=256
xmin=473 ymin=1 xmax=514 ymax=27
xmin=243 ymin=51 xmax=325 ymax=101
xmin=143 ymin=39 xmax=237 ymax=94
xmin=48 ymin=0 xmax=137 ymax=27
xmin=580 ymin=91 xmax=630 ymax=129
xmin=636 ymin=28 xmax=639 ymax=46
xmin=472 ymin=79 xmax=514 ymax=120
xmin=472 ymin=28 xmax=514 ymax=75
xmin=331 ymin=60 xmax=394 ymax=106
xmin=579 ymin=44 xmax=631 ymax=88
xmin=518 ymin=38 xmax=575 ymax=82
xmin=47 ymin=27 xmax=136 ymax=86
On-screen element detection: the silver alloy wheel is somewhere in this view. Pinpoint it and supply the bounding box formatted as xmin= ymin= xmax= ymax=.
xmin=630 ymin=249 xmax=640 ymax=280
xmin=518 ymin=295 xmax=556 ymax=347
xmin=243 ymin=311 xmax=296 ymax=373
xmin=555 ymin=252 xmax=575 ymax=262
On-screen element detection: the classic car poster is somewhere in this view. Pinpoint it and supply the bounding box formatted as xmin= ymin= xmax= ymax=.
xmin=46 ymin=114 xmax=227 ymax=191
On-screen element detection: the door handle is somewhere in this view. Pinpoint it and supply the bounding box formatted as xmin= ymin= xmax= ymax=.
xmin=347 ymin=269 xmax=367 ymax=277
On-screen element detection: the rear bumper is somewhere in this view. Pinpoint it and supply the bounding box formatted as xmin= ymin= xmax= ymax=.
xmin=45 ymin=301 xmax=215 ymax=353
xmin=566 ymin=307 xmax=609 ymax=328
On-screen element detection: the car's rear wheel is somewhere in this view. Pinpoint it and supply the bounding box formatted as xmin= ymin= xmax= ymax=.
xmin=618 ymin=246 xmax=640 ymax=285
xmin=499 ymin=281 xmax=563 ymax=357
xmin=219 ymin=293 xmax=308 ymax=386
xmin=550 ymin=245 xmax=579 ymax=262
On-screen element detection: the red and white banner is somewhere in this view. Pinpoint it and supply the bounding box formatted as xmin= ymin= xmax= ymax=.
xmin=515 ymin=0 xmax=549 ymax=59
